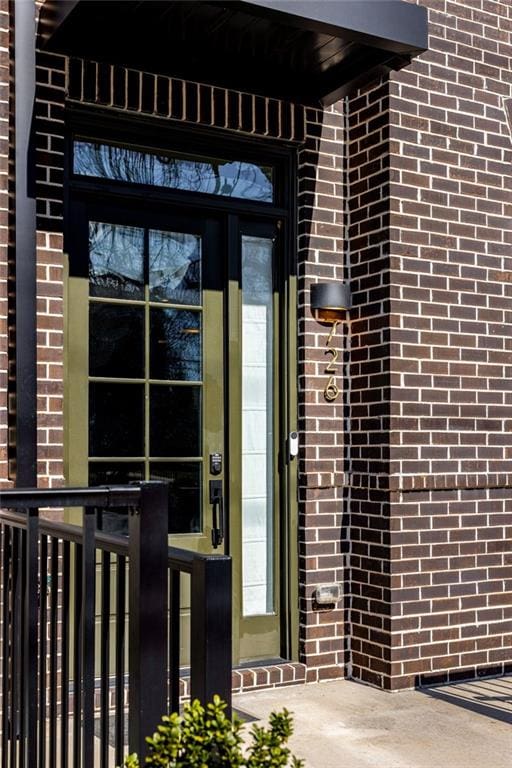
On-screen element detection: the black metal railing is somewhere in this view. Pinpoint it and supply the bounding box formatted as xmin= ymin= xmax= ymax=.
xmin=0 ymin=482 xmax=232 ymax=768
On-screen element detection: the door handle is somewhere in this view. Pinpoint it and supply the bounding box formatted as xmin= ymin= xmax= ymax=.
xmin=209 ymin=479 xmax=224 ymax=549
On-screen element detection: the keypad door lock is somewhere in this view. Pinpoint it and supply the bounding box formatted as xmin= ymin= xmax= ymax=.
xmin=210 ymin=453 xmax=222 ymax=475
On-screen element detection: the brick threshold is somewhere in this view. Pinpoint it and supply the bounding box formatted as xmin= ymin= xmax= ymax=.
xmin=179 ymin=662 xmax=307 ymax=699
xmin=88 ymin=662 xmax=308 ymax=709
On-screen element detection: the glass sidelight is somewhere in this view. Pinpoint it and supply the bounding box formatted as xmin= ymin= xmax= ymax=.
xmin=241 ymin=235 xmax=275 ymax=617
xmin=230 ymin=221 xmax=282 ymax=663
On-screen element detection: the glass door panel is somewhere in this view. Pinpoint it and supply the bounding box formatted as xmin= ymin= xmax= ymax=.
xmin=148 ymin=230 xmax=202 ymax=304
xmin=89 ymin=221 xmax=144 ymax=299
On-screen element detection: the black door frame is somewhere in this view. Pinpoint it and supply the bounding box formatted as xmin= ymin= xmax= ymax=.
xmin=64 ymin=112 xmax=299 ymax=662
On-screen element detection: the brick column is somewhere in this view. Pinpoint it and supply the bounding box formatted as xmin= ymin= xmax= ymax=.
xmin=345 ymin=0 xmax=512 ymax=690
xmin=345 ymin=80 xmax=394 ymax=686
xmin=35 ymin=46 xmax=66 ymax=487
xmin=386 ymin=0 xmax=512 ymax=688
xmin=297 ymin=103 xmax=347 ymax=682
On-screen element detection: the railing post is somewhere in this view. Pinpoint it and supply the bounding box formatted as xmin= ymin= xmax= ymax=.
xmin=24 ymin=507 xmax=39 ymax=768
xmin=128 ymin=482 xmax=169 ymax=759
xmin=190 ymin=555 xmax=232 ymax=715
xmin=81 ymin=507 xmax=97 ymax=767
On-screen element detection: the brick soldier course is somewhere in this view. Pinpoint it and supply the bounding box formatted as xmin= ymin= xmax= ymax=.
xmin=1 ymin=0 xmax=511 ymax=692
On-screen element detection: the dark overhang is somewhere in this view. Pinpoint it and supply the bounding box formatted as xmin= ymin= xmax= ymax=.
xmin=39 ymin=0 xmax=428 ymax=107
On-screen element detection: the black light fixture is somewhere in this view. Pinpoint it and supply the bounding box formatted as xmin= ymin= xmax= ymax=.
xmin=310 ymin=282 xmax=352 ymax=322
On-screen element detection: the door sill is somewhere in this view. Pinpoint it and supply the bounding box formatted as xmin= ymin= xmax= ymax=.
xmin=235 ymin=657 xmax=287 ymax=669
xmin=179 ymin=661 xmax=307 ymax=700
xmin=232 ymin=661 xmax=306 ymax=693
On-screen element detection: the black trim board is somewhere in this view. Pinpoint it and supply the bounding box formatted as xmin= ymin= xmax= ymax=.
xmin=14 ymin=0 xmax=37 ymax=486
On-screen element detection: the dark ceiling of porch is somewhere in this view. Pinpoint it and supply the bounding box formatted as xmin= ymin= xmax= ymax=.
xmin=40 ymin=0 xmax=428 ymax=107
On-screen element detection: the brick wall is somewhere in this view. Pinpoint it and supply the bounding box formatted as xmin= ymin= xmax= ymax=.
xmin=66 ymin=58 xmax=305 ymax=143
xmin=298 ymin=103 xmax=346 ymax=682
xmin=345 ymin=79 xmax=395 ymax=686
xmin=387 ymin=0 xmax=512 ymax=689
xmin=35 ymin=49 xmax=66 ymax=487
xmin=4 ymin=0 xmax=512 ymax=691
xmin=31 ymin=37 xmax=65 ymax=489
xmin=0 ymin=1 xmax=68 ymax=490
xmin=344 ymin=0 xmax=512 ymax=689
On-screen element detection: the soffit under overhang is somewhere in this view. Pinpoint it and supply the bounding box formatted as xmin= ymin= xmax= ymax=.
xmin=39 ymin=0 xmax=428 ymax=107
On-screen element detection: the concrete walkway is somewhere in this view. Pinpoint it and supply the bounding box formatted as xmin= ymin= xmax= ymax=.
xmin=233 ymin=676 xmax=512 ymax=768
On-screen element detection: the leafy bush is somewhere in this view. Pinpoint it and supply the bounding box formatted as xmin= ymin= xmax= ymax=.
xmin=122 ymin=694 xmax=304 ymax=767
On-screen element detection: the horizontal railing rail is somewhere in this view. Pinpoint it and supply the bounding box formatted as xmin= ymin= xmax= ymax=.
xmin=0 ymin=482 xmax=232 ymax=768
xmin=0 ymin=507 xmax=226 ymax=569
xmin=0 ymin=485 xmax=142 ymax=508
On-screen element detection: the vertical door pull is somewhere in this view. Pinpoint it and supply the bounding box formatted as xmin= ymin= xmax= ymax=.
xmin=209 ymin=479 xmax=224 ymax=549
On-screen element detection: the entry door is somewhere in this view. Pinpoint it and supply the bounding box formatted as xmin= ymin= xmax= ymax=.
xmin=67 ymin=202 xmax=282 ymax=664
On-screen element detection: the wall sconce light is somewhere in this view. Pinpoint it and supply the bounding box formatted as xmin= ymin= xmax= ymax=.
xmin=310 ymin=282 xmax=352 ymax=323
xmin=310 ymin=282 xmax=351 ymax=402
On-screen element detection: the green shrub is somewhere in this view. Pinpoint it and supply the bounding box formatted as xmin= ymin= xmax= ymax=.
xmin=121 ymin=694 xmax=304 ymax=767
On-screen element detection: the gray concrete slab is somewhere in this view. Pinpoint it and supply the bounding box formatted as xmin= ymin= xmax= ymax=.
xmin=234 ymin=676 xmax=512 ymax=768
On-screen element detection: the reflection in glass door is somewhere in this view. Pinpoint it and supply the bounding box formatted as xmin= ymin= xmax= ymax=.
xmin=88 ymin=221 xmax=204 ymax=535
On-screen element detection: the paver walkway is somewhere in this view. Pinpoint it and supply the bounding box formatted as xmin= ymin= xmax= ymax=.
xmin=234 ymin=676 xmax=512 ymax=768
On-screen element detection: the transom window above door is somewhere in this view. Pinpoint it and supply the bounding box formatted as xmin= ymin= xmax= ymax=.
xmin=73 ymin=140 xmax=274 ymax=203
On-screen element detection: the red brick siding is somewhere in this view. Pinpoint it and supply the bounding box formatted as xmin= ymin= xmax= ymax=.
xmin=344 ymin=0 xmax=512 ymax=688
xmin=345 ymin=79 xmax=394 ymax=686
xmin=4 ymin=0 xmax=512 ymax=691
xmin=66 ymin=58 xmax=305 ymax=144
xmin=390 ymin=487 xmax=512 ymax=689
xmin=34 ymin=44 xmax=66 ymax=488
xmin=298 ymin=103 xmax=346 ymax=681
xmin=384 ymin=0 xmax=512 ymax=687
xmin=385 ymin=0 xmax=512 ymax=688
